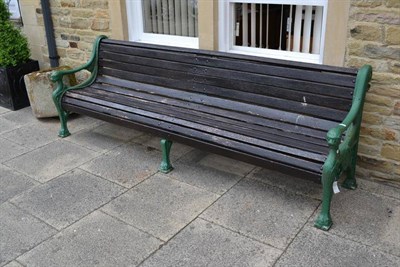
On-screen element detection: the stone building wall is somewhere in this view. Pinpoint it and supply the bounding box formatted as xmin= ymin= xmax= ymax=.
xmin=21 ymin=0 xmax=111 ymax=69
xmin=345 ymin=0 xmax=400 ymax=187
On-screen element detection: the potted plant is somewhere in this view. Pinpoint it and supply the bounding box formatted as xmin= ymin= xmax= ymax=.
xmin=0 ymin=0 xmax=39 ymax=110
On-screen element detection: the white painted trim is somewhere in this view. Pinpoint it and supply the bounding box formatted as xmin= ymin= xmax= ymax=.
xmin=218 ymin=0 xmax=328 ymax=64
xmin=125 ymin=0 xmax=199 ymax=49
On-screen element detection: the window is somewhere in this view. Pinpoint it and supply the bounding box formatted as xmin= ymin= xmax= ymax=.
xmin=219 ymin=0 xmax=328 ymax=63
xmin=126 ymin=0 xmax=199 ymax=48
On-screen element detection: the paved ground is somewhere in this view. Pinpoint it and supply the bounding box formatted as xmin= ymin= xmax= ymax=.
xmin=0 ymin=106 xmax=399 ymax=267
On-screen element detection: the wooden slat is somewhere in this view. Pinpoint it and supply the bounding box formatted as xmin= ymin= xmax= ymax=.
xmin=92 ymin=79 xmax=328 ymax=141
xmin=99 ymin=60 xmax=349 ymax=121
xmin=102 ymin=38 xmax=358 ymax=75
xmin=100 ymin=51 xmax=353 ymax=109
xmin=76 ymin=86 xmax=329 ymax=154
xmin=100 ymin=43 xmax=356 ymax=90
xmin=62 ymin=102 xmax=322 ymax=181
xmin=63 ymin=95 xmax=324 ymax=173
xmin=96 ymin=73 xmax=338 ymax=132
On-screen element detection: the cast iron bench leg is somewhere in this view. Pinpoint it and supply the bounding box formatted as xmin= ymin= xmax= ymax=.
xmin=53 ymin=91 xmax=70 ymax=138
xmin=315 ymin=166 xmax=336 ymax=230
xmin=160 ymin=139 xmax=173 ymax=173
xmin=342 ymin=146 xmax=358 ymax=190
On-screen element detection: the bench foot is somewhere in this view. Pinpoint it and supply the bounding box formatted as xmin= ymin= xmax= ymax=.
xmin=160 ymin=139 xmax=173 ymax=173
xmin=315 ymin=163 xmax=336 ymax=231
xmin=314 ymin=213 xmax=333 ymax=231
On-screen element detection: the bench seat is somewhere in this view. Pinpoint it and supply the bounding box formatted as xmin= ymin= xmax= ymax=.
xmin=51 ymin=36 xmax=372 ymax=231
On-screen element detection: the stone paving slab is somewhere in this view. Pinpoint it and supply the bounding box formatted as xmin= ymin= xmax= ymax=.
xmin=275 ymin=226 xmax=400 ymax=267
xmin=2 ymin=123 xmax=61 ymax=149
xmin=3 ymin=261 xmax=24 ymax=267
xmin=0 ymin=202 xmax=57 ymax=266
xmin=0 ymin=165 xmax=39 ymax=204
xmin=0 ymin=117 xmax=20 ymax=135
xmin=201 ymin=178 xmax=320 ymax=250
xmin=315 ymin=188 xmax=400 ymax=257
xmin=1 ymin=107 xmax=38 ymax=127
xmin=358 ymin=178 xmax=400 ymax=200
xmin=141 ymin=218 xmax=282 ymax=267
xmin=0 ymin=106 xmax=10 ymax=115
xmin=38 ymin=114 xmax=103 ymax=134
xmin=66 ymin=122 xmax=144 ymax=152
xmin=131 ymin=134 xmax=194 ymax=160
xmin=166 ymin=150 xmax=251 ymax=194
xmin=102 ymin=174 xmax=219 ymax=241
xmin=10 ymin=169 xmax=125 ymax=230
xmin=0 ymin=138 xmax=31 ymax=163
xmin=80 ymin=142 xmax=162 ymax=188
xmin=17 ymin=211 xmax=162 ymax=267
xmin=4 ymin=140 xmax=98 ymax=183
xmin=248 ymin=167 xmax=322 ymax=200
xmin=179 ymin=150 xmax=255 ymax=177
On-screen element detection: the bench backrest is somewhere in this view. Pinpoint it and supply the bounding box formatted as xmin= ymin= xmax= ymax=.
xmin=96 ymin=39 xmax=358 ymax=138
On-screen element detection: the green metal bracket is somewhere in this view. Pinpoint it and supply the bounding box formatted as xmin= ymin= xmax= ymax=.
xmin=51 ymin=35 xmax=108 ymax=137
xmin=314 ymin=65 xmax=372 ymax=231
xmin=160 ymin=139 xmax=173 ymax=173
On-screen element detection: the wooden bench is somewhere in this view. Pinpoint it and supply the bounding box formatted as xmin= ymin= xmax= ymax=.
xmin=51 ymin=36 xmax=372 ymax=231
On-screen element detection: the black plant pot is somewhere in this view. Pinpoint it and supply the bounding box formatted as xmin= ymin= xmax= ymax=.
xmin=0 ymin=60 xmax=40 ymax=110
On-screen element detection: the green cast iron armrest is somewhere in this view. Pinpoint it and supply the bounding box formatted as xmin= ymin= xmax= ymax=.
xmin=51 ymin=35 xmax=108 ymax=138
xmin=326 ymin=65 xmax=373 ymax=148
xmin=50 ymin=35 xmax=108 ymax=90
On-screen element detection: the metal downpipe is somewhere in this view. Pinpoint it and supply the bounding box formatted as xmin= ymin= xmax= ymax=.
xmin=40 ymin=0 xmax=59 ymax=67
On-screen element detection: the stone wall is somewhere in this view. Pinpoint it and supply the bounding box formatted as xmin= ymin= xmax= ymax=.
xmin=35 ymin=0 xmax=111 ymax=68
xmin=346 ymin=0 xmax=400 ymax=187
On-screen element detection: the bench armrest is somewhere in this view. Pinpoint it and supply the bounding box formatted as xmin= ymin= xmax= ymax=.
xmin=51 ymin=35 xmax=107 ymax=90
xmin=326 ymin=65 xmax=372 ymax=149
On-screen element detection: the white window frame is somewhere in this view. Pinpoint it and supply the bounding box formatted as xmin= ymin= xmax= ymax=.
xmin=218 ymin=0 xmax=328 ymax=64
xmin=125 ymin=0 xmax=199 ymax=49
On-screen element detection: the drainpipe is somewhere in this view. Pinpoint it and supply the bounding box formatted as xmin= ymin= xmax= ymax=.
xmin=40 ymin=0 xmax=59 ymax=67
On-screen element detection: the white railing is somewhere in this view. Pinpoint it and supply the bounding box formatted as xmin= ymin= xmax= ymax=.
xmin=142 ymin=0 xmax=198 ymax=37
xmin=235 ymin=3 xmax=324 ymax=54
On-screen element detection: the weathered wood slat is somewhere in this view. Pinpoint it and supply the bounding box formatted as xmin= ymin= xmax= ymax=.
xmin=96 ymin=74 xmax=339 ymax=131
xmin=100 ymin=41 xmax=357 ymax=86
xmin=90 ymin=81 xmax=328 ymax=141
xmin=99 ymin=55 xmax=352 ymax=111
xmin=63 ymin=96 xmax=324 ymax=172
xmin=63 ymin=101 xmax=322 ymax=181
xmin=99 ymin=48 xmax=355 ymax=100
xmin=71 ymin=87 xmax=329 ymax=154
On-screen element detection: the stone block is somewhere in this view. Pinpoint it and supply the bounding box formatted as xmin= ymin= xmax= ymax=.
xmin=381 ymin=144 xmax=400 ymax=161
xmin=386 ymin=25 xmax=400 ymax=45
xmin=24 ymin=66 xmax=77 ymax=118
xmin=351 ymin=9 xmax=400 ymax=25
xmin=352 ymin=0 xmax=383 ymax=8
xmin=66 ymin=48 xmax=85 ymax=60
xmin=91 ymin=19 xmax=110 ymax=31
xmin=364 ymin=44 xmax=400 ymax=60
xmin=350 ymin=23 xmax=383 ymax=41
xmin=71 ymin=18 xmax=90 ymax=29
xmin=80 ymin=0 xmax=108 ymax=9
xmin=386 ymin=0 xmax=400 ymax=8
xmin=71 ymin=8 xmax=94 ymax=18
xmin=365 ymin=93 xmax=394 ymax=107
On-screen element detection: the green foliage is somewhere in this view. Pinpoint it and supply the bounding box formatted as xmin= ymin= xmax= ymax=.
xmin=0 ymin=1 xmax=31 ymax=67
xmin=0 ymin=0 xmax=11 ymax=23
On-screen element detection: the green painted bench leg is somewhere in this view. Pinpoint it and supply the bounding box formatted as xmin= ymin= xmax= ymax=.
xmin=53 ymin=92 xmax=70 ymax=138
xmin=342 ymin=147 xmax=358 ymax=190
xmin=160 ymin=139 xmax=173 ymax=173
xmin=315 ymin=168 xmax=335 ymax=231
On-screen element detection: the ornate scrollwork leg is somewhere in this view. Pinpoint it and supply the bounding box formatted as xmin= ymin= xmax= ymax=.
xmin=160 ymin=139 xmax=173 ymax=173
